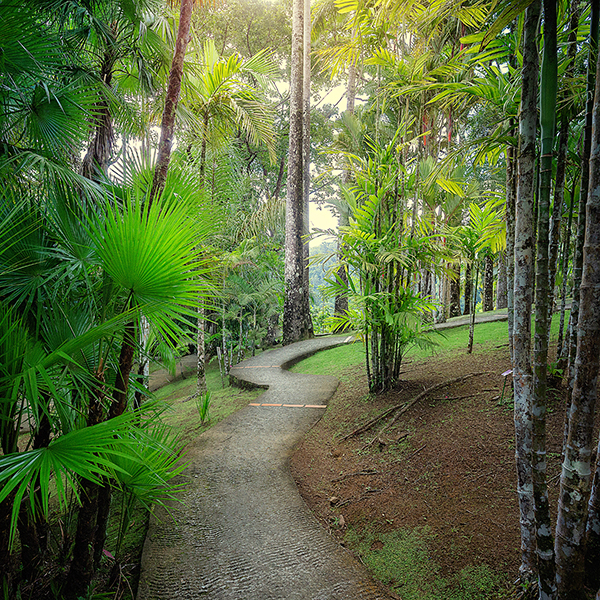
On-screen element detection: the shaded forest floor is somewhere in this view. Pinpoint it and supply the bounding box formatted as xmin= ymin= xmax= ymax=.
xmin=290 ymin=341 xmax=581 ymax=599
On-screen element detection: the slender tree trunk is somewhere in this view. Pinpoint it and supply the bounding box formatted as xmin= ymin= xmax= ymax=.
xmin=449 ymin=263 xmax=461 ymax=317
xmin=334 ymin=59 xmax=357 ymax=317
xmin=283 ymin=0 xmax=311 ymax=344
xmin=483 ymin=254 xmax=494 ymax=312
xmin=66 ymin=379 xmax=106 ymax=597
xmin=556 ymin=192 xmax=574 ymax=367
xmin=302 ymin=0 xmax=313 ymax=338
xmin=463 ymin=262 xmax=472 ymax=315
xmin=467 ymin=265 xmax=478 ymax=353
xmin=548 ymin=0 xmax=580 ymax=324
xmin=555 ymin=35 xmax=600 ymax=600
xmin=531 ymin=1 xmax=558 ymax=595
xmin=81 ymin=41 xmax=116 ymax=181
xmin=512 ymin=0 xmax=541 ymax=581
xmin=197 ymin=305 xmax=207 ymax=396
xmin=586 ymin=435 xmax=600 ymax=589
xmin=567 ymin=0 xmax=600 ymax=391
xmin=506 ymin=126 xmax=517 ymax=362
xmin=149 ymin=0 xmax=195 ymax=206
xmin=496 ymin=250 xmax=508 ymax=309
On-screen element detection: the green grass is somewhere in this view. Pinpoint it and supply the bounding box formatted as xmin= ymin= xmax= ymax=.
xmin=153 ymin=358 xmax=262 ymax=445
xmin=289 ymin=341 xmax=366 ymax=378
xmin=344 ymin=525 xmax=509 ymax=600
xmin=292 ymin=310 xmax=570 ymax=377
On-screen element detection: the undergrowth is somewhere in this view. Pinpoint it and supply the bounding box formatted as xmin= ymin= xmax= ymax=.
xmin=344 ymin=526 xmax=509 ymax=600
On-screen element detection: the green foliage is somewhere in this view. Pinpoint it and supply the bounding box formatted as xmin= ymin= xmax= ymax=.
xmin=325 ymin=133 xmax=448 ymax=392
xmin=196 ymin=390 xmax=212 ymax=424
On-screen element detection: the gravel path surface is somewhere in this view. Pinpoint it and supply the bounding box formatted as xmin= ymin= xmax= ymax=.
xmin=137 ymin=335 xmax=395 ymax=600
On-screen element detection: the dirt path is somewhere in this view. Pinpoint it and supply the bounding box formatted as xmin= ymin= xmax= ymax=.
xmin=137 ymin=336 xmax=396 ymax=600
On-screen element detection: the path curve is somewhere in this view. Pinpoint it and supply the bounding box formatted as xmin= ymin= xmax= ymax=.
xmin=137 ymin=336 xmax=395 ymax=600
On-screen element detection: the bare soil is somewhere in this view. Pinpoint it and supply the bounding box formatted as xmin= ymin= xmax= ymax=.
xmin=290 ymin=345 xmax=571 ymax=593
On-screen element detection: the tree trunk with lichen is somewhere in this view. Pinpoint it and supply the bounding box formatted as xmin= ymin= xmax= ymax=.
xmin=283 ymin=0 xmax=311 ymax=344
xmin=512 ymin=0 xmax=540 ymax=581
xmin=483 ymin=255 xmax=494 ymax=312
xmin=555 ymin=26 xmax=600 ymax=599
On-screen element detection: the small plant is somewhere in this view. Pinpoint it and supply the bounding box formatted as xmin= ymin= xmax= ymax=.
xmin=196 ymin=390 xmax=212 ymax=424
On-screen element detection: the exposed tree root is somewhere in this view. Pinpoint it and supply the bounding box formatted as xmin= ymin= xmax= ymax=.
xmin=342 ymin=372 xmax=487 ymax=441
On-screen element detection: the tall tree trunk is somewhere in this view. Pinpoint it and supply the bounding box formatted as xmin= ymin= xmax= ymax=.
xmin=81 ymin=40 xmax=116 ymax=181
xmin=196 ymin=306 xmax=207 ymax=396
xmin=512 ymin=0 xmax=540 ymax=581
xmin=283 ymin=0 xmax=311 ymax=344
xmin=483 ymin=254 xmax=494 ymax=312
xmin=334 ymin=59 xmax=357 ymax=317
xmin=531 ymin=0 xmax=558 ymax=595
xmin=586 ymin=434 xmax=600 ymax=589
xmin=463 ymin=262 xmax=472 ymax=315
xmin=449 ymin=263 xmax=461 ymax=317
xmin=506 ymin=124 xmax=517 ymax=362
xmin=548 ymin=0 xmax=580 ymax=322
xmin=302 ymin=0 xmax=313 ymax=338
xmin=149 ymin=0 xmax=195 ymax=206
xmin=556 ymin=188 xmax=574 ymax=369
xmin=555 ymin=34 xmax=600 ymax=600
xmin=496 ymin=250 xmax=508 ymax=309
xmin=566 ymin=0 xmax=600 ymax=391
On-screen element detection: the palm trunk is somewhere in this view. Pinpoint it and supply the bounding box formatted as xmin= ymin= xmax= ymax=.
xmin=283 ymin=0 xmax=311 ymax=344
xmin=334 ymin=59 xmax=357 ymax=318
xmin=566 ymin=0 xmax=600 ymax=391
xmin=467 ymin=265 xmax=478 ymax=353
xmin=483 ymin=254 xmax=494 ymax=312
xmin=463 ymin=262 xmax=472 ymax=315
xmin=531 ymin=1 xmax=558 ymax=595
xmin=302 ymin=0 xmax=313 ymax=338
xmin=586 ymin=435 xmax=600 ymax=589
xmin=449 ymin=263 xmax=461 ymax=317
xmin=496 ymin=250 xmax=508 ymax=309
xmin=555 ymin=32 xmax=600 ymax=599
xmin=149 ymin=0 xmax=195 ymax=206
xmin=548 ymin=1 xmax=580 ymax=324
xmin=512 ymin=0 xmax=540 ymax=581
xmin=557 ymin=175 xmax=577 ymax=370
xmin=196 ymin=305 xmax=207 ymax=396
xmin=506 ymin=126 xmax=517 ymax=361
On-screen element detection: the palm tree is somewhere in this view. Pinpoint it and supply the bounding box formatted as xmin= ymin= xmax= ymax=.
xmin=184 ymin=38 xmax=277 ymax=183
xmin=283 ymin=0 xmax=313 ymax=344
xmin=452 ymin=199 xmax=505 ymax=353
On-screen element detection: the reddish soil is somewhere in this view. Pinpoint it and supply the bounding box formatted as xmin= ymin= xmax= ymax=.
xmin=290 ymin=345 xmax=573 ymax=592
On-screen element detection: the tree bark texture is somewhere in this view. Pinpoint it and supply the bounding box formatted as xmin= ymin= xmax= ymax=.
xmin=586 ymin=435 xmax=600 ymax=589
xmin=149 ymin=0 xmax=195 ymax=206
xmin=554 ymin=36 xmax=600 ymax=600
xmin=547 ymin=0 xmax=580 ymax=324
xmin=81 ymin=38 xmax=116 ymax=181
xmin=512 ymin=0 xmax=540 ymax=580
xmin=483 ymin=254 xmax=494 ymax=312
xmin=496 ymin=250 xmax=508 ymax=309
xmin=197 ymin=306 xmax=207 ymax=396
xmin=567 ymin=0 xmax=600 ymax=391
xmin=506 ymin=127 xmax=517 ymax=362
xmin=302 ymin=0 xmax=313 ymax=338
xmin=531 ymin=0 xmax=558 ymax=594
xmin=283 ymin=0 xmax=311 ymax=344
xmin=463 ymin=262 xmax=472 ymax=315
xmin=449 ymin=263 xmax=461 ymax=317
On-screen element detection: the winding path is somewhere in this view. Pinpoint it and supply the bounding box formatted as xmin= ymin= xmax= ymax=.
xmin=137 ymin=336 xmax=395 ymax=600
